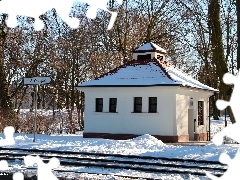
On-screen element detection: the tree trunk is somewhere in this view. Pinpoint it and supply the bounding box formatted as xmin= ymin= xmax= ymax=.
xmin=208 ymin=0 xmax=235 ymax=123
xmin=237 ymin=0 xmax=240 ymax=69
xmin=0 ymin=15 xmax=13 ymax=116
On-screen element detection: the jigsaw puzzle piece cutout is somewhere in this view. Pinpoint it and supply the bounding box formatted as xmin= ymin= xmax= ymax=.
xmin=108 ymin=12 xmax=117 ymax=30
xmin=53 ymin=0 xmax=79 ymax=29
xmin=24 ymin=155 xmax=60 ymax=180
xmin=0 ymin=0 xmax=49 ymax=30
xmin=216 ymin=100 xmax=229 ymax=111
xmin=222 ymin=71 xmax=240 ymax=121
xmin=0 ymin=126 xmax=15 ymax=146
xmin=213 ymin=70 xmax=240 ymax=146
xmin=219 ymin=153 xmax=231 ymax=165
xmin=206 ymin=172 xmax=220 ymax=180
xmin=0 ymin=0 xmax=78 ymax=30
xmin=36 ymin=155 xmax=60 ymax=180
xmin=211 ymin=133 xmax=225 ymax=146
xmin=215 ymin=72 xmax=236 ymax=111
xmin=82 ymin=0 xmax=122 ymax=30
xmin=207 ymin=150 xmax=240 ymax=180
xmin=45 ymin=157 xmax=60 ymax=169
xmin=222 ymin=73 xmax=236 ymax=85
xmin=212 ymin=122 xmax=240 ymax=146
xmin=0 ymin=0 xmax=122 ymax=30
xmin=0 ymin=0 xmax=18 ymax=28
xmin=12 ymin=172 xmax=24 ymax=180
xmin=24 ymin=155 xmax=36 ymax=166
xmin=0 ymin=160 xmax=9 ymax=170
xmin=229 ymin=71 xmax=240 ymax=122
xmin=0 ymin=158 xmax=24 ymax=180
xmin=86 ymin=5 xmax=97 ymax=19
xmin=208 ymin=70 xmax=240 ymax=179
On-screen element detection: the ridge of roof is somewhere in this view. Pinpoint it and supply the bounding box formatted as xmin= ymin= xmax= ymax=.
xmin=150 ymin=42 xmax=167 ymax=53
xmin=151 ymin=58 xmax=173 ymax=81
xmin=149 ymin=42 xmax=156 ymax=50
xmin=133 ymin=42 xmax=167 ymax=53
xmin=163 ymin=63 xmax=218 ymax=91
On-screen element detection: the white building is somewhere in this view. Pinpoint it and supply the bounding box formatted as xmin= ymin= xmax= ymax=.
xmin=76 ymin=42 xmax=218 ymax=142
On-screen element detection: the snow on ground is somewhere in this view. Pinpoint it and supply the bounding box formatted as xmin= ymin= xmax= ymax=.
xmin=0 ymin=126 xmax=238 ymax=161
xmin=0 ymin=116 xmax=238 ymax=179
xmin=1 ymin=116 xmax=235 ymax=161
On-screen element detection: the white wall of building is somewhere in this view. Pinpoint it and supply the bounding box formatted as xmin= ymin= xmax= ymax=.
xmin=176 ymin=94 xmax=189 ymax=135
xmin=81 ymin=86 xmax=177 ymax=136
xmin=175 ymin=87 xmax=213 ymax=136
xmin=78 ymin=85 xmax=214 ymax=137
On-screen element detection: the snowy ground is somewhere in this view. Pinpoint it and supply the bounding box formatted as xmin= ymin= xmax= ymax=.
xmin=0 ymin=116 xmax=238 ymax=179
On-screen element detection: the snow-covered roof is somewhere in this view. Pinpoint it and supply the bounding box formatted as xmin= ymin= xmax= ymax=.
xmin=77 ymin=59 xmax=218 ymax=92
xmin=134 ymin=42 xmax=167 ymax=53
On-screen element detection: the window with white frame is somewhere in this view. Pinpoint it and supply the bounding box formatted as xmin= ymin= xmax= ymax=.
xmin=134 ymin=97 xmax=142 ymax=112
xmin=109 ymin=98 xmax=117 ymax=112
xmin=149 ymin=97 xmax=157 ymax=113
xmin=95 ymin=98 xmax=103 ymax=112
xmin=198 ymin=101 xmax=204 ymax=125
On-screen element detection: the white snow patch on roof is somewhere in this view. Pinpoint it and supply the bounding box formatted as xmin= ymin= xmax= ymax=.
xmin=78 ymin=61 xmax=217 ymax=91
xmin=165 ymin=65 xmax=218 ymax=91
xmin=78 ymin=62 xmax=180 ymax=86
xmin=151 ymin=42 xmax=167 ymax=53
xmin=136 ymin=43 xmax=153 ymax=50
xmin=136 ymin=42 xmax=166 ymax=53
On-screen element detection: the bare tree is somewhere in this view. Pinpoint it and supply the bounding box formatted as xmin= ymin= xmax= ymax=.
xmin=208 ymin=0 xmax=235 ymax=123
xmin=237 ymin=0 xmax=240 ymax=69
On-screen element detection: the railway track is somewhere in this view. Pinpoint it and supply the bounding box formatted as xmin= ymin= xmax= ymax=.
xmin=0 ymin=147 xmax=227 ymax=179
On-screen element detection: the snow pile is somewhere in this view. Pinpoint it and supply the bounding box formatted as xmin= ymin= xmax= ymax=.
xmin=15 ymin=135 xmax=30 ymax=141
xmin=130 ymin=134 xmax=165 ymax=146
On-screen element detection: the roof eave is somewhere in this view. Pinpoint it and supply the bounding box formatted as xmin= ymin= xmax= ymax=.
xmin=76 ymin=84 xmax=218 ymax=93
xmin=132 ymin=49 xmax=167 ymax=54
xmin=76 ymin=84 xmax=181 ymax=87
xmin=179 ymin=85 xmax=219 ymax=92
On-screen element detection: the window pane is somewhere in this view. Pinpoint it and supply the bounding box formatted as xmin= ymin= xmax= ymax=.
xmin=96 ymin=98 xmax=103 ymax=112
xmin=135 ymin=97 xmax=142 ymax=104
xmin=110 ymin=98 xmax=117 ymax=105
xmin=149 ymin=105 xmax=157 ymax=113
xmin=110 ymin=105 xmax=116 ymax=112
xmin=198 ymin=101 xmax=204 ymax=125
xmin=149 ymin=97 xmax=157 ymax=104
xmin=96 ymin=104 xmax=103 ymax=112
xmin=97 ymin=98 xmax=103 ymax=104
xmin=134 ymin=97 xmax=142 ymax=112
xmin=135 ymin=105 xmax=142 ymax=112
xmin=109 ymin=98 xmax=117 ymax=112
xmin=149 ymin=97 xmax=157 ymax=113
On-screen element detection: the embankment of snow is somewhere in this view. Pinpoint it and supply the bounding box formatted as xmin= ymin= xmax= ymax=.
xmin=130 ymin=134 xmax=166 ymax=146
